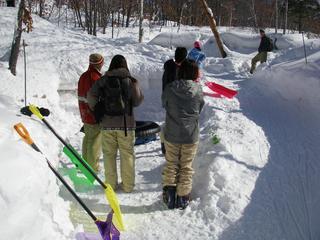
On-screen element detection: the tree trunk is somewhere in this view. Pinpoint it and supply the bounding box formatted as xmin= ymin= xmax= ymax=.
xmin=198 ymin=0 xmax=227 ymax=58
xmin=275 ymin=0 xmax=278 ymax=33
xmin=9 ymin=0 xmax=25 ymax=76
xmin=250 ymin=0 xmax=258 ymax=30
xmin=84 ymin=1 xmax=89 ymax=34
xmin=177 ymin=3 xmax=186 ymax=33
xmin=139 ymin=0 xmax=144 ymax=43
xmin=101 ymin=0 xmax=107 ymax=34
xmin=93 ymin=0 xmax=97 ymax=36
xmin=283 ymin=0 xmax=288 ymax=34
xmin=112 ymin=11 xmax=114 ymax=38
xmin=126 ymin=0 xmax=132 ymax=27
xmin=39 ymin=0 xmax=43 ymax=17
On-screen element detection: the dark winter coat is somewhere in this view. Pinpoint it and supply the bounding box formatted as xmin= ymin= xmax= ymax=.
xmin=163 ymin=79 xmax=204 ymax=144
xmin=162 ymin=59 xmax=180 ymax=92
xmin=87 ymin=68 xmax=144 ymax=130
xmin=258 ymin=36 xmax=271 ymax=53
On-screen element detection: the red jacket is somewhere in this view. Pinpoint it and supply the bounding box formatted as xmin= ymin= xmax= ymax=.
xmin=78 ymin=66 xmax=102 ymax=124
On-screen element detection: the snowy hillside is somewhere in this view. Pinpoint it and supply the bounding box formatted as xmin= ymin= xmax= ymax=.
xmin=1 ymin=7 xmax=320 ymax=240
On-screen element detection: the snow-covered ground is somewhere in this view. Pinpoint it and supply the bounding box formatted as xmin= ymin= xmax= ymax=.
xmin=1 ymin=7 xmax=320 ymax=240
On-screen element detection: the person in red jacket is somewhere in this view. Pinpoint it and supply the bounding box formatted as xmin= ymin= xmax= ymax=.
xmin=78 ymin=53 xmax=104 ymax=172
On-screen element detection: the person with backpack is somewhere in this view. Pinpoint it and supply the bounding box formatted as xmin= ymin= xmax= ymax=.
xmin=187 ymin=41 xmax=206 ymax=68
xmin=250 ymin=29 xmax=273 ymax=74
xmin=162 ymin=60 xmax=205 ymax=209
xmin=78 ymin=53 xmax=104 ymax=173
xmin=87 ymin=55 xmax=144 ymax=192
xmin=160 ymin=47 xmax=188 ymax=155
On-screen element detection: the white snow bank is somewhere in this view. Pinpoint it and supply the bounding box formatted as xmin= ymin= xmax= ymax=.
xmin=148 ymin=30 xmax=309 ymax=58
xmin=0 ymin=95 xmax=73 ymax=240
xmin=219 ymin=43 xmax=320 ymax=240
xmin=256 ymin=50 xmax=320 ymax=115
xmin=148 ymin=32 xmax=201 ymax=49
xmin=222 ymin=32 xmax=306 ymax=54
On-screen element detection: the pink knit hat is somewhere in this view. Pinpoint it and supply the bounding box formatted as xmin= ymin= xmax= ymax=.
xmin=194 ymin=41 xmax=201 ymax=48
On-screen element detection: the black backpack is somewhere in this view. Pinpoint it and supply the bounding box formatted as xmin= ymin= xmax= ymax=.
xmin=104 ymin=76 xmax=131 ymax=116
xmin=267 ymin=37 xmax=274 ymax=52
xmin=94 ymin=76 xmax=132 ymax=135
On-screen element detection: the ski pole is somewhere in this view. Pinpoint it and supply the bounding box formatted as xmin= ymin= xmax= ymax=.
xmin=302 ymin=31 xmax=307 ymax=64
xmin=13 ymin=123 xmax=121 ymax=240
xmin=28 ymin=105 xmax=124 ymax=230
xmin=23 ymin=40 xmax=27 ymax=107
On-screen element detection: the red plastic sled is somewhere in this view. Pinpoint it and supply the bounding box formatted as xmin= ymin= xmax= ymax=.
xmin=205 ymin=82 xmax=238 ymax=99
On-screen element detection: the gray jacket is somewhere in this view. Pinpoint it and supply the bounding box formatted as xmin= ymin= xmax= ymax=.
xmin=87 ymin=68 xmax=144 ymax=129
xmin=163 ymin=79 xmax=204 ymax=144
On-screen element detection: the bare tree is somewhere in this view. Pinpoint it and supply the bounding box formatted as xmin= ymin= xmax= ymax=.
xmin=139 ymin=0 xmax=143 ymax=43
xmin=275 ymin=0 xmax=278 ymax=33
xmin=9 ymin=0 xmax=25 ymax=76
xmin=283 ymin=0 xmax=288 ymax=34
xmin=198 ymin=0 xmax=227 ymax=58
xmin=250 ymin=0 xmax=258 ymax=31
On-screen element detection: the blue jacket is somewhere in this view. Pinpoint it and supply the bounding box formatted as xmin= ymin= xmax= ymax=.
xmin=187 ymin=48 xmax=206 ymax=68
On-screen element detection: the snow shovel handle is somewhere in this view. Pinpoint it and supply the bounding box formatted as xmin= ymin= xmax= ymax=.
xmin=29 ymin=104 xmax=44 ymax=120
xmin=14 ymin=123 xmax=34 ymax=145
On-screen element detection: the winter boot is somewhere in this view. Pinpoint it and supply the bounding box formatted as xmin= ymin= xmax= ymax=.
xmin=176 ymin=194 xmax=191 ymax=210
xmin=163 ymin=186 xmax=176 ymax=209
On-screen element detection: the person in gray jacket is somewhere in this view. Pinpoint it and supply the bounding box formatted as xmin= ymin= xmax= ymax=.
xmin=87 ymin=55 xmax=144 ymax=192
xmin=162 ymin=60 xmax=204 ymax=209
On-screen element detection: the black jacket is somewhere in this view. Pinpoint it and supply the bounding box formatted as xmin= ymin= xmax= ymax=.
xmin=162 ymin=59 xmax=180 ymax=92
xmin=258 ymin=36 xmax=270 ymax=53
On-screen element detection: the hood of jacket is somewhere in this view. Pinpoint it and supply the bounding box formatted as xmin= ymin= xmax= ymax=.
xmin=169 ymin=79 xmax=199 ymax=99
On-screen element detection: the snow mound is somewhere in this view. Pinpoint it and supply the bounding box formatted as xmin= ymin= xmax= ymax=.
xmin=148 ymin=32 xmax=201 ymax=49
xmin=219 ymin=43 xmax=320 ymax=240
xmin=0 ymin=99 xmax=73 ymax=240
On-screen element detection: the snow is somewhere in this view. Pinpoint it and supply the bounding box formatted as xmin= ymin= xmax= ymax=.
xmin=1 ymin=6 xmax=320 ymax=240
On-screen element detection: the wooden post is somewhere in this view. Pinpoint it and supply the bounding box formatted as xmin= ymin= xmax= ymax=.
xmin=198 ymin=0 xmax=227 ymax=58
xmin=139 ymin=0 xmax=144 ymax=43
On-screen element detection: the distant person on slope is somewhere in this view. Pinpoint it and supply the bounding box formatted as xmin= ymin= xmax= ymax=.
xmin=88 ymin=55 xmax=144 ymax=192
xmin=187 ymin=41 xmax=206 ymax=68
xmin=250 ymin=29 xmax=273 ymax=74
xmin=78 ymin=53 xmax=104 ymax=173
xmin=162 ymin=60 xmax=205 ymax=209
xmin=160 ymin=47 xmax=188 ymax=155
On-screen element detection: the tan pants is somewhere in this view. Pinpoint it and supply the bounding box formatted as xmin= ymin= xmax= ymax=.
xmin=101 ymin=130 xmax=135 ymax=192
xmin=162 ymin=140 xmax=199 ymax=196
xmin=82 ymin=123 xmax=102 ymax=172
xmin=250 ymin=51 xmax=267 ymax=73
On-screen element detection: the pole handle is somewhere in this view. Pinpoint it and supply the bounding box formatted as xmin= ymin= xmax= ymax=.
xmin=29 ymin=104 xmax=44 ymax=120
xmin=14 ymin=123 xmax=34 ymax=145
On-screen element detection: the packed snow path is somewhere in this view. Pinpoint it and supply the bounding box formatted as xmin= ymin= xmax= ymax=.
xmin=1 ymin=7 xmax=320 ymax=240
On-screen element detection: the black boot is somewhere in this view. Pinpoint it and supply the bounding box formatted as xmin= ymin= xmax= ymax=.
xmin=161 ymin=142 xmax=166 ymax=155
xmin=163 ymin=186 xmax=176 ymax=209
xmin=176 ymin=194 xmax=190 ymax=210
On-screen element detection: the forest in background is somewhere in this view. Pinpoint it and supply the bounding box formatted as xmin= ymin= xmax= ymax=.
xmin=2 ymin=0 xmax=320 ymax=35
